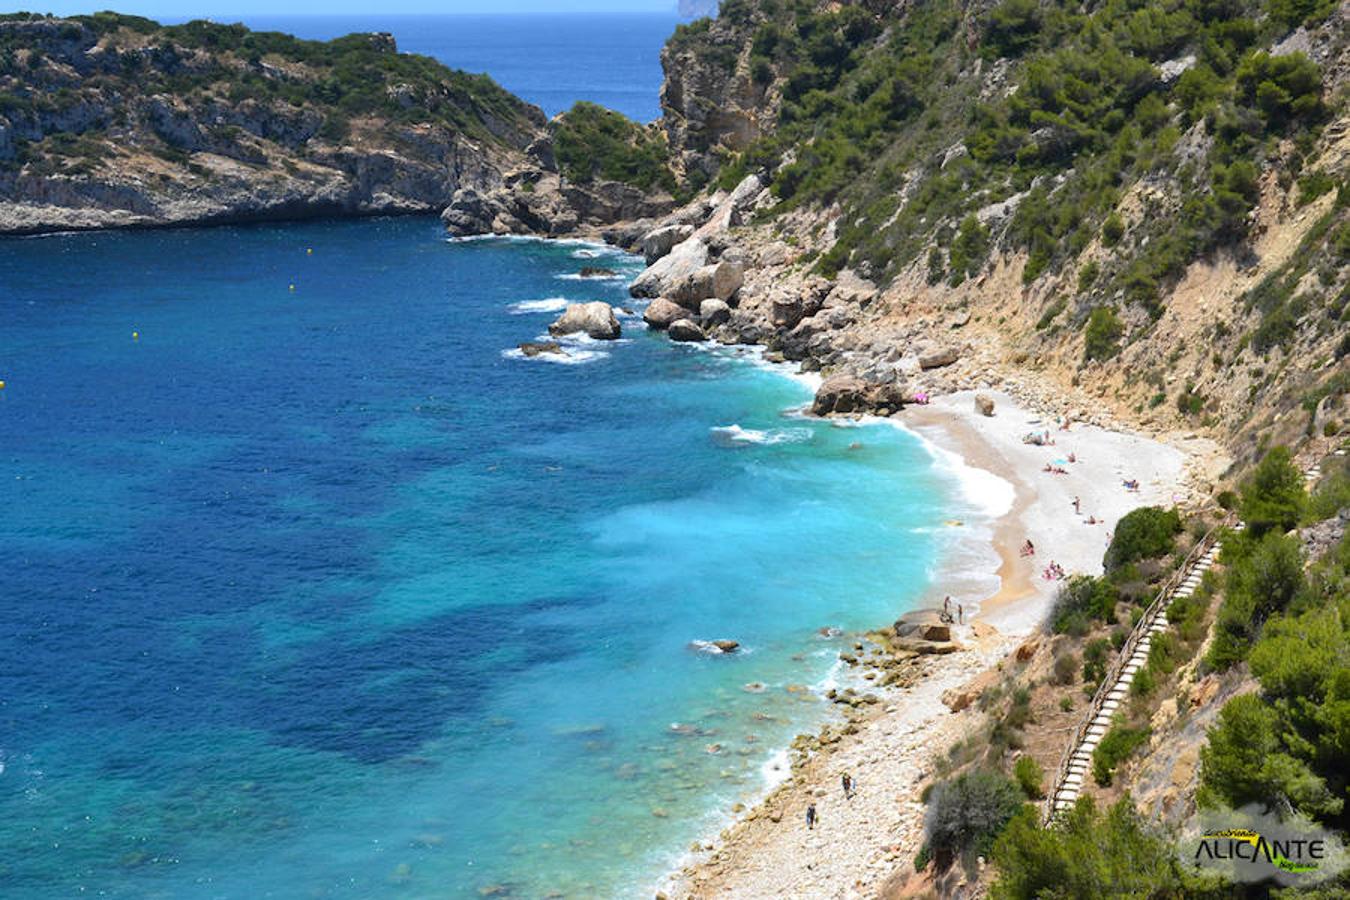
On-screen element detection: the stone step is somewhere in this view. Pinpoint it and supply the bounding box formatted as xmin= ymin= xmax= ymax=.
xmin=1063 ymin=772 xmax=1084 ymax=787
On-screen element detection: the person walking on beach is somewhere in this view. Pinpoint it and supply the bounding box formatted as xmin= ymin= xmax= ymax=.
xmin=1073 ymin=496 xmax=1081 ymax=514
xmin=806 ymin=803 xmax=817 ymax=830
xmin=842 ymin=773 xmax=853 ymax=799
xmin=958 ymin=603 xmax=964 ymax=624
xmin=943 ymin=595 xmax=951 ymax=616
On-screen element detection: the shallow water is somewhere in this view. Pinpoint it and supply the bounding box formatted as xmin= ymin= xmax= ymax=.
xmin=0 ymin=218 xmax=980 ymax=897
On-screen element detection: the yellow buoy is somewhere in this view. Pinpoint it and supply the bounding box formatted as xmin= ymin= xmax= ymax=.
xmin=306 ymin=248 xmax=313 ymax=255
xmin=132 ymin=331 xmax=139 ymax=341
xmin=289 ymin=284 xmax=296 ymax=292
xmin=0 ymin=380 xmax=6 ymax=390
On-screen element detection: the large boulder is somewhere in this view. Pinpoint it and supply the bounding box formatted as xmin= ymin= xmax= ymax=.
xmin=643 ymin=298 xmax=687 ymax=330
xmin=629 ymin=237 xmax=708 ymax=298
xmin=919 ymin=347 xmax=960 ymax=369
xmin=670 ymin=260 xmax=745 ymax=308
xmin=668 ymin=319 xmax=707 ymax=342
xmin=699 ymin=298 xmax=731 ymax=327
xmin=549 ymin=302 xmax=621 ymax=340
xmin=642 ymin=223 xmax=695 ymax=264
xmin=975 ymin=393 xmax=996 ymax=417
xmin=811 ymin=375 xmax=911 ymax=416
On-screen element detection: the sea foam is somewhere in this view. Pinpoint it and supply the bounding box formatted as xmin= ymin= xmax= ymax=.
xmin=710 ymin=424 xmax=813 ymax=447
xmin=508 ymin=297 xmax=570 ymax=314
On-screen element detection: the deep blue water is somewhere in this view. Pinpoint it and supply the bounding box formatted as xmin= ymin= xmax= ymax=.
xmin=0 ymin=218 xmax=978 ymax=897
xmin=179 ymin=14 xmax=680 ymax=121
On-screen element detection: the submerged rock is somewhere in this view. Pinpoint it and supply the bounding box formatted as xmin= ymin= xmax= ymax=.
xmin=578 ymin=266 xmax=618 ymax=278
xmin=518 ymin=341 xmax=564 ymax=357
xmin=711 ymin=639 xmax=740 ymax=653
xmin=548 ymin=302 xmax=621 ymax=340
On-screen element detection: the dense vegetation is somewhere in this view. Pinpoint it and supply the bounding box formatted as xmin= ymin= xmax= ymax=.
xmin=697 ymin=0 xmax=1342 ymax=365
xmin=552 ymin=101 xmax=677 ymax=193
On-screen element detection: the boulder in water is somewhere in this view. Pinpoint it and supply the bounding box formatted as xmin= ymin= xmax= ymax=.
xmin=668 ymin=318 xmax=707 ymax=342
xmin=518 ymin=341 xmax=563 ymax=357
xmin=642 ymin=298 xmax=686 ymax=330
xmin=549 ymin=302 xmax=621 ymax=340
xmin=578 ymin=266 xmax=618 ymax=278
xmin=712 ymin=639 xmax=740 ymax=653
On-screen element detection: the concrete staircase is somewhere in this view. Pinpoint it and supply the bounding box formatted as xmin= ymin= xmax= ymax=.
xmin=1042 ymin=522 xmax=1230 ymax=820
xmin=1042 ymin=452 xmax=1337 ymax=823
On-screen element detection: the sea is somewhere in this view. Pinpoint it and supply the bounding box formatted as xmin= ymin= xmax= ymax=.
xmin=0 ymin=14 xmax=1006 ymax=900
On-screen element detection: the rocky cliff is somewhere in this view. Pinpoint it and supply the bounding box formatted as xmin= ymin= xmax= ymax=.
xmin=608 ymin=0 xmax=1349 ymax=460
xmin=0 ymin=13 xmax=548 ymax=233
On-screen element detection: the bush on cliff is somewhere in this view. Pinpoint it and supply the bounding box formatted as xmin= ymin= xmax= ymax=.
xmin=552 ymin=101 xmax=676 ymax=193
xmin=1200 ymin=531 xmax=1350 ymax=825
xmin=924 ymin=769 xmax=1025 ymax=863
xmin=1104 ymin=507 xmax=1183 ymax=573
xmin=991 ymin=798 xmax=1195 ymax=899
xmin=1206 ymin=530 xmax=1306 ymax=671
xmin=1239 ymin=446 xmax=1306 ymax=537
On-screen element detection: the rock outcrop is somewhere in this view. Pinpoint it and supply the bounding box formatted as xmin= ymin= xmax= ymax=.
xmin=811 ymin=375 xmax=911 ymax=417
xmin=549 ymin=303 xmax=621 ymax=340
xmin=643 ymin=298 xmax=688 ymax=330
xmin=0 ymin=15 xmax=548 ymax=235
xmin=668 ymin=318 xmax=707 ymax=342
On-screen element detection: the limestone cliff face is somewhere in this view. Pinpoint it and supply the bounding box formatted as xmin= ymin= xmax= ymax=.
xmin=659 ymin=13 xmax=776 ymax=181
xmin=0 ymin=15 xmax=546 ymax=234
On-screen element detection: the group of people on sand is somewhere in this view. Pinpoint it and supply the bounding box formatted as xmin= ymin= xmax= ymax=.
xmin=804 ymin=773 xmax=858 ymax=830
xmin=941 ymin=595 xmax=965 ymax=624
xmin=1042 ymin=561 xmax=1066 ymax=581
xmin=1019 ymin=539 xmax=1035 ymax=557
xmin=1024 ymin=430 xmax=1057 ymax=447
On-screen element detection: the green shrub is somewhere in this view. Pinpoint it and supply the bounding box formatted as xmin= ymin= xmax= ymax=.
xmin=1084 ymin=307 xmax=1124 ymax=361
xmin=553 ymin=101 xmax=675 ymax=193
xmin=1013 ymin=755 xmax=1045 ymax=800
xmin=1129 ymin=666 xmax=1155 ymax=697
xmin=1092 ymin=724 xmax=1150 ymax=786
xmin=1051 ymin=652 xmax=1079 ymax=686
xmin=1239 ymin=446 xmax=1306 ymax=537
xmin=925 ymin=769 xmax=1025 ymax=861
xmin=1103 ymin=507 xmax=1182 ymax=572
xmin=1076 ymin=259 xmax=1100 ymax=293
xmin=1206 ymin=531 xmax=1306 ymax=670
xmin=1081 ymin=637 xmax=1111 ymax=686
xmin=991 ymin=799 xmax=1189 ymax=899
xmin=1035 ymin=298 xmax=1066 ymax=330
xmin=1101 ymin=213 xmax=1125 ymax=247
xmin=1051 ymin=576 xmax=1116 ymax=633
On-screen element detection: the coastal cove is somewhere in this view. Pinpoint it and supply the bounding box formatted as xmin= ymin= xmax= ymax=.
xmin=0 ymin=217 xmax=997 ymax=898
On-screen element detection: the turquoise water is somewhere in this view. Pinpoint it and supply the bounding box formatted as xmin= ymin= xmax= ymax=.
xmin=0 ymin=218 xmax=974 ymax=898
